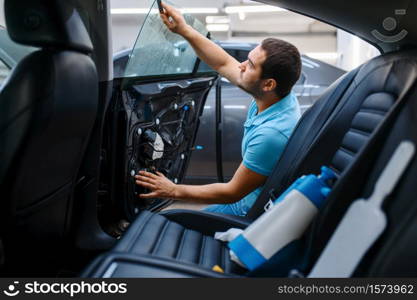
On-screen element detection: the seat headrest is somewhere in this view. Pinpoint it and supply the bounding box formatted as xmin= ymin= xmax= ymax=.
xmin=5 ymin=0 xmax=93 ymax=53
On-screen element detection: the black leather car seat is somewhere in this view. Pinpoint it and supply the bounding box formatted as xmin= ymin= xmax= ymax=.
xmin=0 ymin=0 xmax=98 ymax=265
xmin=83 ymin=48 xmax=417 ymax=277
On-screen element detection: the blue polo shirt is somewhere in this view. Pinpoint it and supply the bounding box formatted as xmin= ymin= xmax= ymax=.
xmin=242 ymin=92 xmax=300 ymax=175
xmin=204 ymin=91 xmax=301 ymax=216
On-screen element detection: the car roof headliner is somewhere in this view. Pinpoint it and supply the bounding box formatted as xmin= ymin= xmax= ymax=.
xmin=261 ymin=0 xmax=417 ymax=53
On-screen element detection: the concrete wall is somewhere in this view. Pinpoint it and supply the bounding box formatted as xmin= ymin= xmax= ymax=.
xmin=337 ymin=29 xmax=380 ymax=70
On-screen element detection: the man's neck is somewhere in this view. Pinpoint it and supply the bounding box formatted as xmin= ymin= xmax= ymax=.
xmin=254 ymin=93 xmax=282 ymax=114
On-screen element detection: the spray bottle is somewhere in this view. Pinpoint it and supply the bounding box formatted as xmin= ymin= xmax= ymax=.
xmin=228 ymin=166 xmax=336 ymax=270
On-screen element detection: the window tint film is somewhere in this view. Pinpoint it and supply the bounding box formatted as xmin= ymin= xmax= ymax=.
xmin=123 ymin=0 xmax=209 ymax=78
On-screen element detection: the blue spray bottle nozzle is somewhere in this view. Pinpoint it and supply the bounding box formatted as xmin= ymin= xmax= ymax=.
xmin=319 ymin=166 xmax=337 ymax=182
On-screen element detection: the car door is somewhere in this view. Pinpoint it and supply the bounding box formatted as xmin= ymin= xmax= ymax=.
xmin=103 ymin=0 xmax=217 ymax=221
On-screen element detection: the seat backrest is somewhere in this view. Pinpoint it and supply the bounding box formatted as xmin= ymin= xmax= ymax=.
xmin=0 ymin=0 xmax=98 ymax=249
xmin=349 ymin=87 xmax=417 ymax=277
xmin=248 ymin=49 xmax=417 ymax=219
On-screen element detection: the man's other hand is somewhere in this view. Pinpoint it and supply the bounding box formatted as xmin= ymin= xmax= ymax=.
xmin=135 ymin=170 xmax=177 ymax=199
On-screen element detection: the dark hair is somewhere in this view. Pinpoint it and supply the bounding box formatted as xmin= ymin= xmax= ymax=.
xmin=260 ymin=38 xmax=301 ymax=98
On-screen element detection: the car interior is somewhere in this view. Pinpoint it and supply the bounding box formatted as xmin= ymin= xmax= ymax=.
xmin=1 ymin=0 xmax=417 ymax=278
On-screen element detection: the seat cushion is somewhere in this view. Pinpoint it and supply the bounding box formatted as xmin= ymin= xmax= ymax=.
xmin=0 ymin=49 xmax=98 ymax=249
xmin=114 ymin=210 xmax=246 ymax=274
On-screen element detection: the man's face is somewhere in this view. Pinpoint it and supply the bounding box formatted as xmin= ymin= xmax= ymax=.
xmin=237 ymin=45 xmax=267 ymax=98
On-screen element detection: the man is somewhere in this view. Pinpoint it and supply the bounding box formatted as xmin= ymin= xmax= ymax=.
xmin=135 ymin=2 xmax=301 ymax=216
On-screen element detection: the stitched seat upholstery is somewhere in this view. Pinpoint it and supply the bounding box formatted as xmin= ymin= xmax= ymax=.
xmin=114 ymin=210 xmax=245 ymax=274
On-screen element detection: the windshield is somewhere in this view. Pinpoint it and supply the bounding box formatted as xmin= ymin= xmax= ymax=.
xmin=123 ymin=0 xmax=209 ymax=78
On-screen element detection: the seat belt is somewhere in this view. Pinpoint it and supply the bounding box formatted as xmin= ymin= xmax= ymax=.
xmin=308 ymin=140 xmax=415 ymax=277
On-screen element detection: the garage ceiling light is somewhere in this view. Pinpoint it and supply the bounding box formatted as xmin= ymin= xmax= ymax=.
xmin=206 ymin=16 xmax=230 ymax=24
xmin=111 ymin=7 xmax=219 ymax=15
xmin=206 ymin=24 xmax=230 ymax=32
xmin=224 ymin=5 xmax=287 ymax=14
xmin=181 ymin=8 xmax=219 ymax=14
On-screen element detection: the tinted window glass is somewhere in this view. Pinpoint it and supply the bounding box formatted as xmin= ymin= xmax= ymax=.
xmin=197 ymin=47 xmax=251 ymax=73
xmin=123 ymin=0 xmax=209 ymax=78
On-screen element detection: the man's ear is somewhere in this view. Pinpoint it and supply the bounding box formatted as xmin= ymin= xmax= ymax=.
xmin=262 ymin=78 xmax=277 ymax=92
